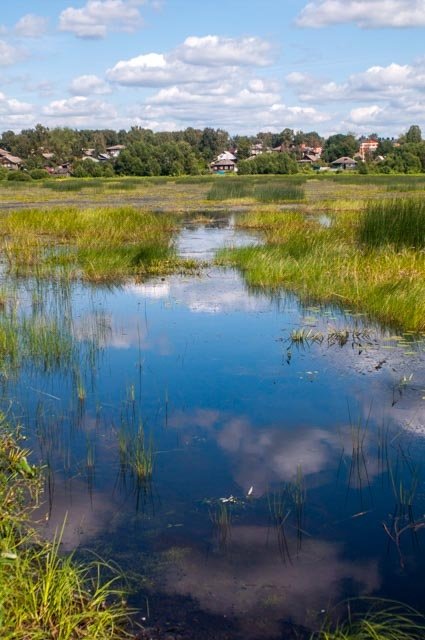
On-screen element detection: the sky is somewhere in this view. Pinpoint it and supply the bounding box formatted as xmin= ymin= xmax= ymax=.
xmin=0 ymin=0 xmax=424 ymax=137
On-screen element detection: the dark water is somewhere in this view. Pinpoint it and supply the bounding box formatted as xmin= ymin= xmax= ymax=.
xmin=3 ymin=219 xmax=425 ymax=638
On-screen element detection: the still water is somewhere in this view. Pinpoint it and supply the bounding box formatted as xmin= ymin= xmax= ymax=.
xmin=4 ymin=218 xmax=425 ymax=638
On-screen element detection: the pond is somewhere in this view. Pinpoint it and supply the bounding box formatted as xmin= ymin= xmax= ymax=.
xmin=3 ymin=216 xmax=425 ymax=639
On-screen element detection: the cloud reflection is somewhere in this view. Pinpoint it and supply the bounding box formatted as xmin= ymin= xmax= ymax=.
xmin=163 ymin=525 xmax=380 ymax=636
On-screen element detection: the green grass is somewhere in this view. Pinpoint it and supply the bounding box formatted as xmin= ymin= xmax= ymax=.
xmin=0 ymin=424 xmax=132 ymax=639
xmin=359 ymin=198 xmax=425 ymax=249
xmin=206 ymin=179 xmax=252 ymax=200
xmin=253 ymin=182 xmax=305 ymax=202
xmin=313 ymin=600 xmax=425 ymax=640
xmin=0 ymin=205 xmax=197 ymax=282
xmin=219 ymin=207 xmax=425 ymax=332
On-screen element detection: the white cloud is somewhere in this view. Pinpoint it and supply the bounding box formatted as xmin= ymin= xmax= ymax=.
xmin=42 ymin=96 xmax=117 ymax=125
xmin=0 ymin=40 xmax=25 ymax=66
xmin=70 ymin=74 xmax=111 ymax=95
xmin=296 ymin=0 xmax=425 ymax=28
xmin=15 ymin=14 xmax=49 ymax=38
xmin=106 ymin=35 xmax=274 ymax=87
xmin=349 ymin=104 xmax=384 ymax=124
xmin=59 ymin=0 xmax=145 ymax=38
xmin=0 ymin=91 xmax=32 ymax=115
xmin=286 ymin=61 xmax=425 ymax=131
xmin=175 ymin=35 xmax=273 ymax=67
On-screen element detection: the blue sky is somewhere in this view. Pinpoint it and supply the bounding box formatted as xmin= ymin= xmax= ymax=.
xmin=0 ymin=0 xmax=424 ymax=136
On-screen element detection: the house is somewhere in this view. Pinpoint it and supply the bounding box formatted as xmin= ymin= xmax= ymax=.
xmin=217 ymin=151 xmax=237 ymax=161
xmin=298 ymin=152 xmax=321 ymax=165
xmin=358 ymin=139 xmax=379 ymax=161
xmin=0 ymin=152 xmax=23 ymax=170
xmin=331 ymin=156 xmax=357 ymax=170
xmin=210 ymin=159 xmax=236 ymax=172
xmin=250 ymin=142 xmax=263 ymax=156
xmin=106 ymin=145 xmax=126 ymax=158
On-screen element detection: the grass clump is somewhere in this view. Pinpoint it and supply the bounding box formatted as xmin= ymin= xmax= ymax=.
xmin=359 ymin=198 xmax=425 ymax=249
xmin=0 ymin=205 xmax=190 ymax=282
xmin=220 ymin=207 xmax=425 ymax=331
xmin=253 ymin=182 xmax=305 ymax=202
xmin=313 ymin=600 xmax=425 ymax=640
xmin=207 ymin=179 xmax=252 ymax=200
xmin=0 ymin=422 xmax=132 ymax=639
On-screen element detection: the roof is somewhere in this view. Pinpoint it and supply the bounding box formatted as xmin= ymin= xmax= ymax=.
xmin=0 ymin=153 xmax=22 ymax=165
xmin=106 ymin=145 xmax=126 ymax=151
xmin=211 ymin=159 xmax=235 ymax=167
xmin=331 ymin=156 xmax=357 ymax=165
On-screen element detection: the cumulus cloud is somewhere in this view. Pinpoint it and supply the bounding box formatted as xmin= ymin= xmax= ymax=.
xmin=0 ymin=40 xmax=25 ymax=66
xmin=106 ymin=34 xmax=274 ymax=87
xmin=0 ymin=91 xmax=32 ymax=115
xmin=70 ymin=74 xmax=111 ymax=95
xmin=285 ymin=59 xmax=425 ymax=132
xmin=175 ymin=35 xmax=273 ymax=67
xmin=296 ymin=0 xmax=425 ymax=28
xmin=59 ymin=0 xmax=145 ymax=38
xmin=15 ymin=14 xmax=49 ymax=38
xmin=42 ymin=96 xmax=117 ymax=126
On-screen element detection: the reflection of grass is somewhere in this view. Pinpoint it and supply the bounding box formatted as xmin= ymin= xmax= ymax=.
xmin=209 ymin=501 xmax=232 ymax=550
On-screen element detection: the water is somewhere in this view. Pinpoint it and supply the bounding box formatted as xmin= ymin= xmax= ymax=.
xmin=3 ymin=218 xmax=425 ymax=638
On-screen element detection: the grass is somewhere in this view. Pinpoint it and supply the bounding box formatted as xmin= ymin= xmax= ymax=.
xmin=359 ymin=198 xmax=425 ymax=249
xmin=0 ymin=205 xmax=197 ymax=282
xmin=0 ymin=422 xmax=132 ymax=639
xmin=313 ymin=600 xmax=425 ymax=640
xmin=218 ymin=206 xmax=425 ymax=332
xmin=253 ymin=182 xmax=305 ymax=202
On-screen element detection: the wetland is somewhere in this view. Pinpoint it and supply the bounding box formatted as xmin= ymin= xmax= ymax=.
xmin=1 ymin=174 xmax=425 ymax=639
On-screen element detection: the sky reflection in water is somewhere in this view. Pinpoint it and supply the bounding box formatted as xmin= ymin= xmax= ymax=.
xmin=6 ymin=222 xmax=425 ymax=638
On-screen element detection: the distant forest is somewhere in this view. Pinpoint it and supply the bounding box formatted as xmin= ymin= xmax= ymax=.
xmin=1 ymin=123 xmax=424 ymax=177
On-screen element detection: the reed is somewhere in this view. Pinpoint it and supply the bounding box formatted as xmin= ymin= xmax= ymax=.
xmin=254 ymin=183 xmax=305 ymax=202
xmin=206 ymin=179 xmax=252 ymax=200
xmin=360 ymin=198 xmax=425 ymax=249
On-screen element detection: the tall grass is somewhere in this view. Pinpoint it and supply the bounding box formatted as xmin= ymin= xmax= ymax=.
xmin=0 ymin=205 xmax=193 ymax=281
xmin=0 ymin=425 xmax=132 ymax=639
xmin=206 ymin=179 xmax=252 ymax=200
xmin=220 ymin=206 xmax=425 ymax=332
xmin=313 ymin=600 xmax=425 ymax=640
xmin=254 ymin=182 xmax=305 ymax=202
xmin=360 ymin=199 xmax=425 ymax=249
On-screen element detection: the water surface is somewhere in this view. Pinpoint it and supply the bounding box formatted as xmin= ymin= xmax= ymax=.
xmin=3 ymin=217 xmax=425 ymax=639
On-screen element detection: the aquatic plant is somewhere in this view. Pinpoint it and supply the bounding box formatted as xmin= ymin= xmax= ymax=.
xmin=0 ymin=426 xmax=132 ymax=639
xmin=359 ymin=198 xmax=425 ymax=249
xmin=313 ymin=599 xmax=425 ymax=640
xmin=219 ymin=202 xmax=425 ymax=331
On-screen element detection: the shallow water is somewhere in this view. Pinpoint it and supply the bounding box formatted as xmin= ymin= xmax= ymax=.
xmin=3 ymin=218 xmax=425 ymax=638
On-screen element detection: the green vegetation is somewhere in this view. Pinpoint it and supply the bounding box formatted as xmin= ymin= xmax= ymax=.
xmin=0 ymin=205 xmax=196 ymax=282
xmin=218 ymin=202 xmax=425 ymax=331
xmin=0 ymin=423 xmax=131 ymax=639
xmin=313 ymin=601 xmax=425 ymax=640
xmin=359 ymin=198 xmax=425 ymax=249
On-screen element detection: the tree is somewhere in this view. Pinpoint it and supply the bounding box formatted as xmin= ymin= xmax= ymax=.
xmin=322 ymin=134 xmax=358 ymax=162
xmin=405 ymin=125 xmax=422 ymax=144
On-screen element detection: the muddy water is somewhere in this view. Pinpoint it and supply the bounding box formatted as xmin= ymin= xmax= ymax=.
xmin=5 ymin=217 xmax=425 ymax=639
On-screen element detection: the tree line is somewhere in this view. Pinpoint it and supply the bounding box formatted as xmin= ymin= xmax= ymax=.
xmin=0 ymin=123 xmax=424 ymax=177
